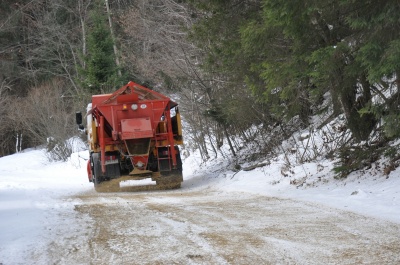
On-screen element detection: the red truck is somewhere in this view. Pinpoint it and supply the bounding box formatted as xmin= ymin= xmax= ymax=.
xmin=76 ymin=81 xmax=183 ymax=192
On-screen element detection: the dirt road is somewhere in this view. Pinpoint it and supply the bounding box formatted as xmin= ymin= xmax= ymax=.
xmin=42 ymin=187 xmax=400 ymax=265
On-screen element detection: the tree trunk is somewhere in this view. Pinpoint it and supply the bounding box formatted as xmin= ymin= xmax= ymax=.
xmin=338 ymin=79 xmax=376 ymax=142
xmin=80 ymin=17 xmax=87 ymax=68
xmin=224 ymin=126 xmax=236 ymax=157
xmin=104 ymin=0 xmax=121 ymax=77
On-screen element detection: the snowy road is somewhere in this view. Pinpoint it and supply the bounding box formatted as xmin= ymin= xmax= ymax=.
xmin=39 ymin=188 xmax=400 ymax=265
xmin=1 ymin=147 xmax=400 ymax=265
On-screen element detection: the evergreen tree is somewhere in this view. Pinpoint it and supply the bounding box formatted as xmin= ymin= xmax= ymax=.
xmin=80 ymin=1 xmax=124 ymax=94
xmin=343 ymin=0 xmax=400 ymax=138
xmin=234 ymin=0 xmax=377 ymax=140
xmin=187 ymin=0 xmax=269 ymax=129
xmin=173 ymin=0 xmax=400 ymax=143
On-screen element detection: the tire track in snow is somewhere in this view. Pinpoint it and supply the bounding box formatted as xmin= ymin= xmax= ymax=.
xmin=37 ymin=189 xmax=400 ymax=264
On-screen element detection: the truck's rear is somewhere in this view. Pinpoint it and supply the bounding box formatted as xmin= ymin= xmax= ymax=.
xmin=77 ymin=81 xmax=183 ymax=192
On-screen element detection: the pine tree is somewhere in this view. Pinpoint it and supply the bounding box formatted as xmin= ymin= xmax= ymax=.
xmin=239 ymin=0 xmax=381 ymax=140
xmin=344 ymin=0 xmax=400 ymax=138
xmin=80 ymin=1 xmax=123 ymax=94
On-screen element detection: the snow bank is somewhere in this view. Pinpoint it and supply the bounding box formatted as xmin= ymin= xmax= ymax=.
xmin=0 ymin=148 xmax=92 ymax=264
xmin=183 ymin=147 xmax=400 ymax=224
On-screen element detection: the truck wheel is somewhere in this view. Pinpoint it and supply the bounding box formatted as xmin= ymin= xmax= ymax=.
xmin=92 ymin=153 xmax=120 ymax=192
xmin=92 ymin=153 xmax=102 ymax=184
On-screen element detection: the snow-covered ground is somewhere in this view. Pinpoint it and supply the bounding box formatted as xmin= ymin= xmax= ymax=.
xmin=0 ymin=140 xmax=92 ymax=264
xmin=185 ymin=151 xmax=400 ymax=224
xmin=0 ymin=138 xmax=399 ymax=264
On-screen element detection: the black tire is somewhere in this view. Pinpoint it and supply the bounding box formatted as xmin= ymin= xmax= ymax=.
xmin=92 ymin=153 xmax=103 ymax=187
xmin=91 ymin=153 xmax=120 ymax=192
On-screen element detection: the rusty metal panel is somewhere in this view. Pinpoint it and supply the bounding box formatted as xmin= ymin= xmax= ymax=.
xmin=120 ymin=118 xmax=153 ymax=139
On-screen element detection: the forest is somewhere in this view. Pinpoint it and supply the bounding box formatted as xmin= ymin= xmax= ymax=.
xmin=0 ymin=0 xmax=399 ymax=177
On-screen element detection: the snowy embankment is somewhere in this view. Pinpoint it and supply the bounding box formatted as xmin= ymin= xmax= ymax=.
xmin=183 ymin=115 xmax=400 ymax=224
xmin=185 ymin=151 xmax=400 ymax=224
xmin=0 ymin=135 xmax=399 ymax=263
xmin=0 ymin=141 xmax=92 ymax=264
xmin=182 ymin=111 xmax=400 ymax=224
